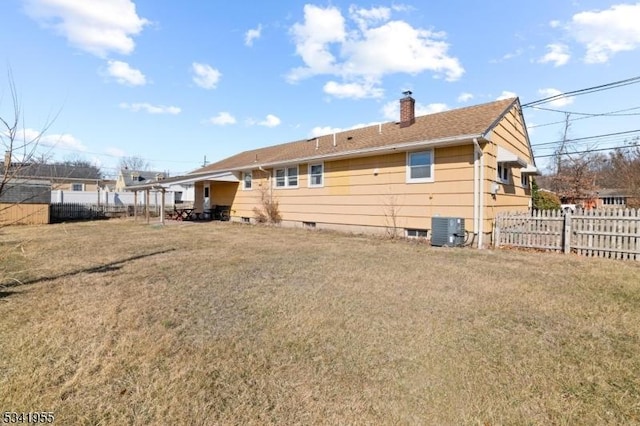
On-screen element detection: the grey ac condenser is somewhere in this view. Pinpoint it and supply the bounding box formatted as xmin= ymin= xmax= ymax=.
xmin=431 ymin=217 xmax=465 ymax=247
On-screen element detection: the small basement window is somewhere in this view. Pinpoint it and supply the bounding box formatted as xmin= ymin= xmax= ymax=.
xmin=406 ymin=228 xmax=428 ymax=238
xmin=241 ymin=217 xmax=251 ymax=223
xmin=303 ymin=221 xmax=316 ymax=229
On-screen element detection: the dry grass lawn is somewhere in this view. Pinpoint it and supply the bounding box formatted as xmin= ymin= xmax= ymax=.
xmin=1 ymin=219 xmax=639 ymax=425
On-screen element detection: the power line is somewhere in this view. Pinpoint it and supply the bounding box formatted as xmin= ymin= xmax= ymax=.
xmin=528 ymin=106 xmax=640 ymax=129
xmin=535 ymin=143 xmax=640 ymax=158
xmin=529 ymin=105 xmax=640 ymax=116
xmin=521 ymin=75 xmax=640 ymax=108
xmin=530 ymin=129 xmax=640 ymax=148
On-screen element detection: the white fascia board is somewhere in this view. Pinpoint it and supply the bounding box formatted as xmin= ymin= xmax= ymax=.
xmin=223 ymin=134 xmax=483 ymax=172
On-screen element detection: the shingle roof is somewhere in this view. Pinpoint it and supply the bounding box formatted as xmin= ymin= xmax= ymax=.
xmin=0 ymin=163 xmax=101 ymax=180
xmin=119 ymin=170 xmax=167 ymax=187
xmin=192 ymin=97 xmax=518 ymax=174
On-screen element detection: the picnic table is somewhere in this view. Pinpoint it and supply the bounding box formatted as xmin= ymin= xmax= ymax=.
xmin=172 ymin=207 xmax=195 ymax=221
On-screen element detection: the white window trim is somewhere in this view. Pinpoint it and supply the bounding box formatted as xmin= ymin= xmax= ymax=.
xmin=273 ymin=165 xmax=299 ymax=189
xmin=497 ymin=163 xmax=510 ymax=184
xmin=406 ymin=150 xmax=434 ymax=183
xmin=308 ymin=162 xmax=324 ymax=188
xmin=242 ymin=171 xmax=252 ymax=190
xmin=71 ymin=183 xmax=85 ymax=191
xmin=520 ymin=173 xmax=529 ymax=188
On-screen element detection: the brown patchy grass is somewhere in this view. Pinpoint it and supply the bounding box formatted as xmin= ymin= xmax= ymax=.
xmin=0 ymin=219 xmax=639 ymax=425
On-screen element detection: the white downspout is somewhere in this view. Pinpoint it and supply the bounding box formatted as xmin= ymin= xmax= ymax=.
xmin=473 ymin=138 xmax=484 ymax=249
xmin=473 ymin=139 xmax=479 ymax=245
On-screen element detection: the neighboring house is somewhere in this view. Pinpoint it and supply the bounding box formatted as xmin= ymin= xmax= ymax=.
xmin=563 ymin=188 xmax=636 ymax=210
xmin=133 ymin=94 xmax=538 ymax=247
xmin=116 ymin=169 xmax=195 ymax=203
xmin=0 ymin=179 xmax=51 ymax=225
xmin=1 ymin=153 xmax=104 ymax=191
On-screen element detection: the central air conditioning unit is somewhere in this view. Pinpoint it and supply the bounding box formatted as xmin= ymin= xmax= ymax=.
xmin=431 ymin=217 xmax=465 ymax=247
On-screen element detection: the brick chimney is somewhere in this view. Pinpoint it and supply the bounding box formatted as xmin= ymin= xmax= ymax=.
xmin=4 ymin=151 xmax=11 ymax=169
xmin=399 ymin=91 xmax=415 ymax=128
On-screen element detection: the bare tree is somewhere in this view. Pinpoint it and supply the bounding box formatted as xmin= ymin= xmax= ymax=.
xmin=1 ymin=69 xmax=52 ymax=199
xmin=606 ymin=139 xmax=640 ymax=207
xmin=119 ymin=155 xmax=151 ymax=171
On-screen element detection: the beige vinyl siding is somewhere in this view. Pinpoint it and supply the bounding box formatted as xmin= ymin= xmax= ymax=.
xmin=484 ymin=105 xmax=533 ymax=228
xmin=229 ymin=145 xmax=477 ymax=232
xmin=0 ymin=203 xmax=49 ymax=225
xmin=210 ymin=181 xmax=237 ymax=206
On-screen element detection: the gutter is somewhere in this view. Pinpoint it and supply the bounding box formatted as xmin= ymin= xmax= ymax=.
xmin=204 ymin=133 xmax=485 ymax=173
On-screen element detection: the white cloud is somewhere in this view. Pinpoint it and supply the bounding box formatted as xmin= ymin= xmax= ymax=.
xmin=569 ymin=3 xmax=640 ymax=63
xmin=323 ymin=80 xmax=384 ymax=99
xmin=382 ymin=100 xmax=448 ymax=121
xmin=309 ymin=121 xmax=378 ymax=138
xmin=288 ymin=5 xmax=346 ymax=82
xmin=105 ymin=147 xmax=126 ymax=157
xmin=24 ymin=0 xmax=148 ymax=57
xmin=247 ymin=114 xmax=281 ymax=127
xmin=287 ymin=5 xmax=463 ymax=98
xmin=349 ymin=5 xmax=391 ymax=30
xmin=106 ymin=60 xmax=146 ymax=86
xmin=538 ymin=88 xmax=574 ymax=107
xmin=309 ymin=126 xmax=344 ymax=137
xmin=496 ymin=90 xmax=517 ymax=100
xmin=20 ymin=128 xmax=86 ymax=151
xmin=538 ymin=43 xmax=570 ymax=67
xmin=206 ymin=112 xmax=236 ymax=126
xmin=245 ymin=24 xmax=262 ymax=46
xmin=457 ymin=92 xmax=474 ymax=103
xmin=192 ymin=62 xmax=222 ymax=89
xmin=549 ymin=20 xmax=561 ymax=28
xmin=119 ymin=102 xmax=181 ymax=115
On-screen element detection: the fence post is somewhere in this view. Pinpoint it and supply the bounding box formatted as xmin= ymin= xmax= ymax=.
xmin=563 ymin=212 xmax=572 ymax=254
xmin=494 ymin=214 xmax=501 ymax=248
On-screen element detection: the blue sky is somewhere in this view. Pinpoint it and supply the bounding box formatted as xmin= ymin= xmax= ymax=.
xmin=1 ymin=0 xmax=639 ymax=178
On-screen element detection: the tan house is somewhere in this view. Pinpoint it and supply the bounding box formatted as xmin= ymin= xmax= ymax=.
xmin=115 ymin=169 xmax=167 ymax=191
xmin=1 ymin=153 xmax=104 ymax=192
xmin=136 ymin=94 xmax=537 ymax=247
xmin=185 ymin=94 xmax=537 ymax=247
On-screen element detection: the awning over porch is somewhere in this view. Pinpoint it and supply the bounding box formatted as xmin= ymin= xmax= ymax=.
xmin=126 ymin=171 xmax=239 ymax=191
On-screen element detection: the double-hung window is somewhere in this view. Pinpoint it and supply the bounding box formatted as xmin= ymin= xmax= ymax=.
xmin=243 ymin=171 xmax=252 ymax=190
xmin=71 ymin=183 xmax=84 ymax=191
xmin=274 ymin=166 xmax=298 ymax=188
xmin=497 ymin=163 xmax=509 ymax=183
xmin=309 ymin=163 xmax=324 ymax=187
xmin=406 ymin=150 xmax=434 ymax=183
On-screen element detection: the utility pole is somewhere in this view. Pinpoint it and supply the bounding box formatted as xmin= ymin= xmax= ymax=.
xmin=555 ymin=112 xmax=571 ymax=175
xmin=202 ymin=155 xmax=209 ymax=168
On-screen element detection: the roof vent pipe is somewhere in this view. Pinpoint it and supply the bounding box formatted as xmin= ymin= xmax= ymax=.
xmin=333 ymin=133 xmax=336 ymax=147
xmin=378 ymin=123 xmax=382 ymax=134
xmin=316 ymin=138 xmax=319 ymax=150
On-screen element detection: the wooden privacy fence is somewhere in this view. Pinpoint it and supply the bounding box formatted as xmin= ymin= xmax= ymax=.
xmin=495 ymin=208 xmax=640 ymax=261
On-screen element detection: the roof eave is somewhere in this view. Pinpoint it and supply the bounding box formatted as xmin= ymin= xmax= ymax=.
xmin=207 ymin=133 xmax=485 ymax=173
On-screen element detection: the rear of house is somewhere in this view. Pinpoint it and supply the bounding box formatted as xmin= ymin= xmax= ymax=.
xmin=189 ymin=95 xmax=537 ymax=247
